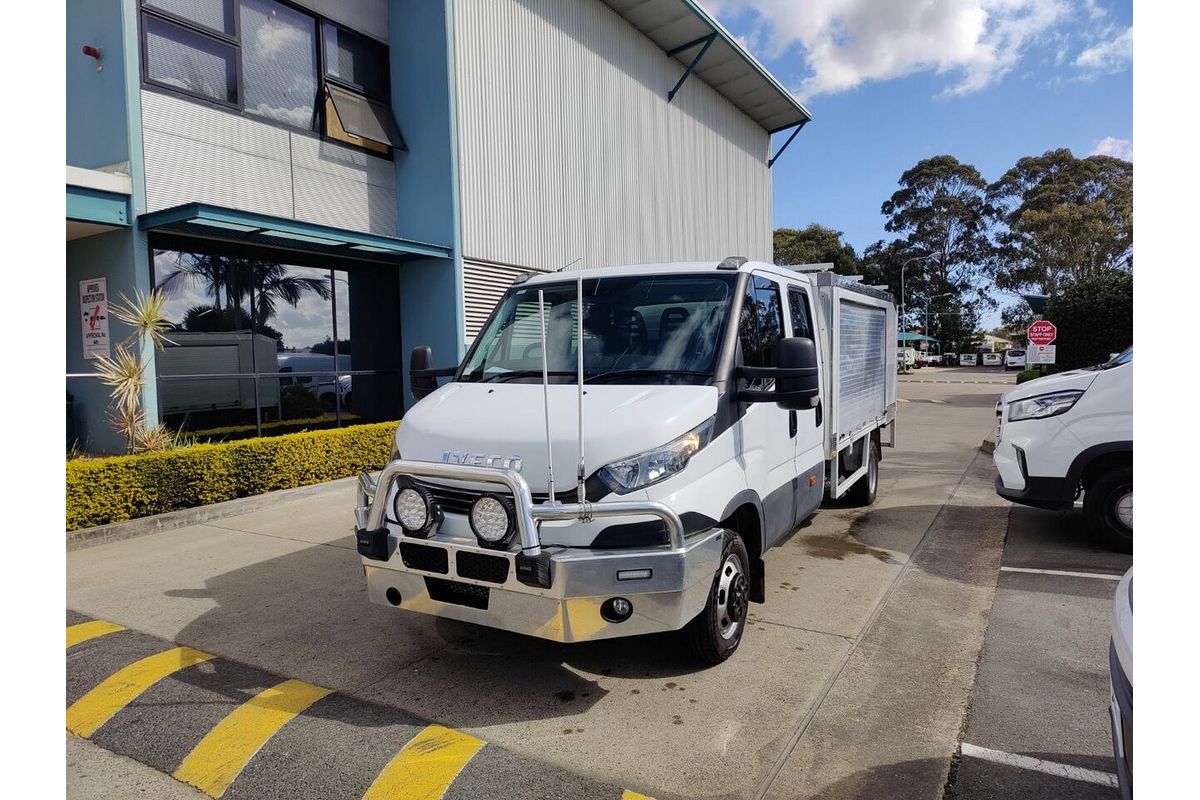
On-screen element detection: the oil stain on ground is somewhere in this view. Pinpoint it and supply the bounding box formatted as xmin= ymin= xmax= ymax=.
xmin=802 ymin=531 xmax=892 ymax=562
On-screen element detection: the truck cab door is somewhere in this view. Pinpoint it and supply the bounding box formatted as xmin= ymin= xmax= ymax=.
xmin=786 ymin=285 xmax=825 ymax=524
xmin=737 ymin=274 xmax=796 ymax=548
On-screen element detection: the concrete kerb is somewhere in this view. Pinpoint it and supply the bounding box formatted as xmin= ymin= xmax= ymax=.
xmin=66 ymin=476 xmax=358 ymax=552
xmin=980 ymin=436 xmax=996 ymax=455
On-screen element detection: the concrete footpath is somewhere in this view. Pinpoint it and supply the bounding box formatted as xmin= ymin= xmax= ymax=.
xmin=67 ymin=373 xmax=1011 ymax=799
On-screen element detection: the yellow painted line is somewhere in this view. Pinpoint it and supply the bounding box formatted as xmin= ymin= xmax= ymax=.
xmin=174 ymin=678 xmax=333 ymax=798
xmin=363 ymin=724 xmax=486 ymax=800
xmin=623 ymin=791 xmax=656 ymax=800
xmin=897 ymin=398 xmax=911 ymax=403
xmin=66 ymin=646 xmax=215 ymax=737
xmin=67 ymin=620 xmax=125 ymax=649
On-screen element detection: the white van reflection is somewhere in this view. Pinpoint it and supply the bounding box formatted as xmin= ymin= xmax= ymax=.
xmin=277 ymin=353 xmax=352 ymax=412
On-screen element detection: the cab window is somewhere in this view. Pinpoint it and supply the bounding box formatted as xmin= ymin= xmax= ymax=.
xmin=787 ymin=288 xmax=814 ymax=339
xmin=739 ymin=276 xmax=784 ymax=388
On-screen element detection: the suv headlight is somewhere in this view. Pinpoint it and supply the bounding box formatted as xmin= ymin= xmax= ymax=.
xmin=1008 ymin=390 xmax=1084 ymax=422
xmin=599 ymin=416 xmax=715 ymax=494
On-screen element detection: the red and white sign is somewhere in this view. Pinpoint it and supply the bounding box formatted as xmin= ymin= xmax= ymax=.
xmin=1027 ymin=321 xmax=1057 ymax=346
xmin=80 ymin=277 xmax=111 ymax=360
xmin=1028 ymin=344 xmax=1056 ymax=365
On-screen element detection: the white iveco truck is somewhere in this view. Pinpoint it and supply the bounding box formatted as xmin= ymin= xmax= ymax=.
xmin=355 ymin=259 xmax=897 ymax=663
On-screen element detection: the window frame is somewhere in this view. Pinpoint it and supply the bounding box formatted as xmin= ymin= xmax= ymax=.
xmin=137 ymin=0 xmax=396 ymax=159
xmin=738 ymin=274 xmax=786 ymax=390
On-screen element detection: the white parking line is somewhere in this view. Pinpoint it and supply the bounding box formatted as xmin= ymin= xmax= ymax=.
xmin=1000 ymin=566 xmax=1123 ymax=581
xmin=960 ymin=743 xmax=1118 ymax=787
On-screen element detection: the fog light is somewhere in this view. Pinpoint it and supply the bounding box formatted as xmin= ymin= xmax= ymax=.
xmin=393 ymin=483 xmax=440 ymax=538
xmin=601 ymin=597 xmax=633 ymax=623
xmin=469 ymin=493 xmax=516 ymax=549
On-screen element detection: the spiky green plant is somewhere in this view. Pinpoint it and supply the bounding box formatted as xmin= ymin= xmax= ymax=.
xmin=93 ymin=288 xmax=178 ymax=453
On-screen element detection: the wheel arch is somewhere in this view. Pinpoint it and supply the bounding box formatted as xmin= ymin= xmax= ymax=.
xmin=1071 ymin=442 xmax=1133 ymax=491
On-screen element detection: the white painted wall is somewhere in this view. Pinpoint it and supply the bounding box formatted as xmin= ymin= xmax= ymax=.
xmin=451 ymin=0 xmax=773 ymax=274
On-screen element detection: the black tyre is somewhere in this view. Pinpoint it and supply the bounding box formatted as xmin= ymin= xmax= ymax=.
xmin=685 ymin=530 xmax=750 ymax=665
xmin=1084 ymin=466 xmax=1132 ymax=553
xmin=845 ymin=437 xmax=880 ymax=506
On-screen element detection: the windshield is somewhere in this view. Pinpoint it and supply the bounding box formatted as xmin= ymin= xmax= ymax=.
xmin=1102 ymin=346 xmax=1132 ymax=368
xmin=461 ymin=273 xmax=736 ymax=385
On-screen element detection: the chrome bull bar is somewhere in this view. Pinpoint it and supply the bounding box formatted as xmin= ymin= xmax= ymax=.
xmin=357 ymin=459 xmax=687 ymax=554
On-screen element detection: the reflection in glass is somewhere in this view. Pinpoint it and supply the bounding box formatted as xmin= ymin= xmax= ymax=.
xmin=145 ymin=0 xmax=236 ymax=36
xmin=241 ymin=0 xmax=318 ymax=128
xmin=323 ymin=23 xmax=389 ymax=98
xmin=145 ymin=16 xmax=238 ymax=104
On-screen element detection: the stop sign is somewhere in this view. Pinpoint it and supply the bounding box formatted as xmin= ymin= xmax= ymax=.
xmin=1027 ymin=320 xmax=1057 ymax=346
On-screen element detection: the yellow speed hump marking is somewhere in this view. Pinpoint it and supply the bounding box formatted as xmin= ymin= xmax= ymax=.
xmin=67 ymin=620 xmax=125 ymax=649
xmin=363 ymin=724 xmax=486 ymax=800
xmin=174 ymin=678 xmax=333 ymax=798
xmin=66 ymin=646 xmax=216 ymax=737
xmin=622 ymin=791 xmax=657 ymax=800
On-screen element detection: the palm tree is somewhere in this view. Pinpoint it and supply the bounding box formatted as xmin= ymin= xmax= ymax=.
xmin=159 ymin=254 xmax=331 ymax=330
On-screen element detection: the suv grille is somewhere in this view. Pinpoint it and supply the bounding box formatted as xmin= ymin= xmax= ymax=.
xmin=456 ymin=551 xmax=510 ymax=584
xmin=413 ymin=480 xmax=557 ymax=516
xmin=398 ymin=542 xmax=449 ymax=574
xmin=424 ymin=577 xmax=489 ymax=610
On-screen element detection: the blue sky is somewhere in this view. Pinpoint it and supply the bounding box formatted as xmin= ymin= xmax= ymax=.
xmin=706 ymin=0 xmax=1132 ymax=322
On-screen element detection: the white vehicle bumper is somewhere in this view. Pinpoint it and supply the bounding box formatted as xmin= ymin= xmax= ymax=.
xmin=354 ymin=460 xmax=723 ymax=643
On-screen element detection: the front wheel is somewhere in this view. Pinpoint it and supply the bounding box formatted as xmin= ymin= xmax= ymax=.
xmin=685 ymin=531 xmax=750 ymax=664
xmin=1084 ymin=467 xmax=1132 ymax=553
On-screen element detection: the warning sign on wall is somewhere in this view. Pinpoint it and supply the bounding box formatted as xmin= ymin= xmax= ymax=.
xmin=80 ymin=278 xmax=111 ymax=360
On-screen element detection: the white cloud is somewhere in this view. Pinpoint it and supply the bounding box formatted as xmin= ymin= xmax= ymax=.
xmin=1091 ymin=136 xmax=1132 ymax=161
xmin=1074 ymin=25 xmax=1131 ymax=74
xmin=706 ymin=0 xmax=1074 ymax=99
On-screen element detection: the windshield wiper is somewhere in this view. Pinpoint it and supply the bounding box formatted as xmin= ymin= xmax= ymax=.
xmin=478 ymin=370 xmax=577 ymax=383
xmin=584 ymin=369 xmax=709 ymax=384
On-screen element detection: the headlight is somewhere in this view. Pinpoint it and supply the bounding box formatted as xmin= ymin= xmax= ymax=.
xmin=393 ymin=483 xmax=440 ymax=537
xmin=1008 ymin=390 xmax=1084 ymax=422
xmin=599 ymin=416 xmax=715 ymax=494
xmin=469 ymin=493 xmax=516 ymax=549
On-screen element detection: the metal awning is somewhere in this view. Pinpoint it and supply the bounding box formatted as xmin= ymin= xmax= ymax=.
xmin=599 ymin=0 xmax=812 ymax=134
xmin=138 ymin=203 xmax=452 ymax=264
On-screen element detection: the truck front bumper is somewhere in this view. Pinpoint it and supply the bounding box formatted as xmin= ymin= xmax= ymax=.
xmin=355 ymin=460 xmax=723 ymax=643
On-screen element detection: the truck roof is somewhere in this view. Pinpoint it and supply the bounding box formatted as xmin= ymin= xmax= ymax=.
xmin=519 ymin=259 xmax=807 ymax=285
xmin=517 ymin=260 xmax=894 ymax=303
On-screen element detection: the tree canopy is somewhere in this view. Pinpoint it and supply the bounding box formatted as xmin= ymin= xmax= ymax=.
xmin=773 ymin=224 xmax=862 ymax=274
xmin=987 ymin=148 xmax=1132 ymax=295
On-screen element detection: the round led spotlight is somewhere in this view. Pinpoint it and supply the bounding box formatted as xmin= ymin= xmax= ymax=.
xmin=469 ymin=493 xmax=516 ymax=549
xmin=393 ymin=483 xmax=440 ymax=538
xmin=601 ymin=597 xmax=633 ymax=623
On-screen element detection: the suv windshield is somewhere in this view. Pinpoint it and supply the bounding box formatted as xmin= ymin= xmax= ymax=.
xmin=461 ymin=273 xmax=736 ymax=385
xmin=1101 ymin=346 xmax=1133 ymax=368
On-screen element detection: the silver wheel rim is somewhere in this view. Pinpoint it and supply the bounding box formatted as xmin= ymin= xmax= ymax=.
xmin=716 ymin=553 xmax=748 ymax=640
xmin=1115 ymin=490 xmax=1132 ymax=530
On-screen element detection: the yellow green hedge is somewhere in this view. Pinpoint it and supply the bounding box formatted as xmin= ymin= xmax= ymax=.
xmin=66 ymin=421 xmax=398 ymax=531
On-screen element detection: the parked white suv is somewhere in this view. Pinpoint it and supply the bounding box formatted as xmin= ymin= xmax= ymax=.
xmin=1003 ymin=348 xmax=1026 ymax=370
xmin=993 ymin=346 xmax=1132 ymax=550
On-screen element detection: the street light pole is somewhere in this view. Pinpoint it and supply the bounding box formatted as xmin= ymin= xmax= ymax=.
xmin=926 ymin=292 xmax=952 ymax=336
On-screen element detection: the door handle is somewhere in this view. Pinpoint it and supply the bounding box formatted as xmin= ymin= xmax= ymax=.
xmin=814 ymin=399 xmax=822 ymax=427
xmin=789 ymin=410 xmax=797 ymax=438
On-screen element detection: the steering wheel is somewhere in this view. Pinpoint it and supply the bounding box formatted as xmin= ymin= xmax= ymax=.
xmin=522 ymin=342 xmax=542 ymax=359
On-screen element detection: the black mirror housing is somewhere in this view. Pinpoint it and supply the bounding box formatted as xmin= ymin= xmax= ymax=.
xmin=409 ymin=346 xmax=439 ymax=401
xmin=774 ymin=337 xmax=819 ymax=410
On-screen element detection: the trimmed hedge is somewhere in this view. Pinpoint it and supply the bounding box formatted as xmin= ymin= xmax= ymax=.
xmin=66 ymin=421 xmax=398 ymax=531
xmin=1015 ymin=367 xmax=1059 ymax=384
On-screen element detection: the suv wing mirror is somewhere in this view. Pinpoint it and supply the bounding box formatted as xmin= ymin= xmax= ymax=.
xmin=737 ymin=337 xmax=819 ymax=410
xmin=409 ymin=346 xmax=458 ymax=401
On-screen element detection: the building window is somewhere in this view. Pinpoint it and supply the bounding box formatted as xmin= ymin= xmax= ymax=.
xmin=139 ymin=1 xmax=398 ymax=156
xmin=240 ymin=0 xmax=318 ymax=129
xmin=151 ymin=247 xmax=402 ymax=440
xmin=144 ymin=15 xmax=238 ymax=105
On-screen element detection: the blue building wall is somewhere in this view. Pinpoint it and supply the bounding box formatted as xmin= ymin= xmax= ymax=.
xmin=66 ymin=0 xmax=130 ymax=170
xmin=390 ymin=0 xmax=465 ymax=406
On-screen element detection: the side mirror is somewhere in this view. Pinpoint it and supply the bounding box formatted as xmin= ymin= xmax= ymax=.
xmin=409 ymin=346 xmax=439 ymax=401
xmin=774 ymin=337 xmax=819 ymax=410
xmin=736 ymin=337 xmax=820 ymax=409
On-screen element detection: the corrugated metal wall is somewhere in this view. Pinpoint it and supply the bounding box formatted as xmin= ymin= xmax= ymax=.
xmin=141 ymin=91 xmax=397 ymax=236
xmin=463 ymin=259 xmax=535 ymax=339
xmin=451 ymin=0 xmax=773 ymax=275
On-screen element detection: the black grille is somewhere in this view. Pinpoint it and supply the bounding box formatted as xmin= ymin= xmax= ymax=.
xmin=413 ymin=479 xmax=606 ymax=516
xmin=398 ymin=542 xmax=449 ymax=574
xmin=456 ymin=551 xmax=510 ymax=584
xmin=425 ymin=577 xmax=489 ymax=610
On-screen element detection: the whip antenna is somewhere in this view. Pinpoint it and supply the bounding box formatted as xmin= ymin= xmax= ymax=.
xmin=576 ymin=275 xmax=587 ymax=508
xmin=538 ymin=289 xmax=556 ymax=504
